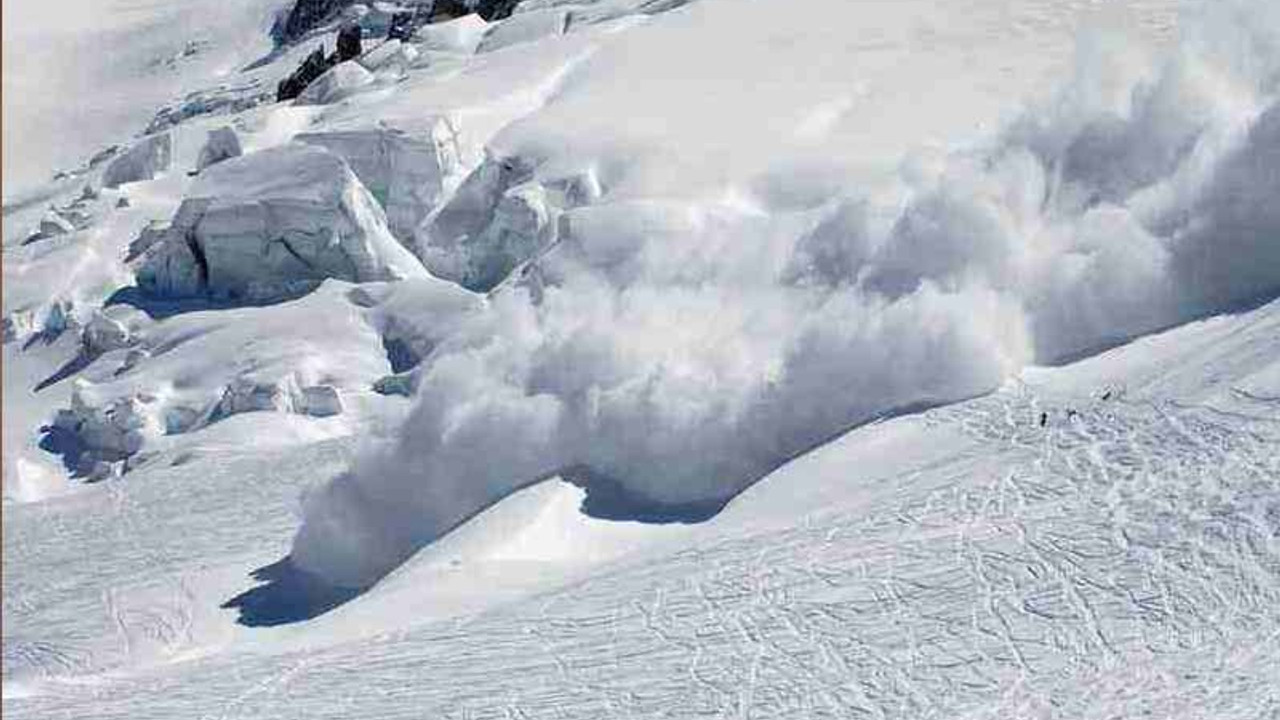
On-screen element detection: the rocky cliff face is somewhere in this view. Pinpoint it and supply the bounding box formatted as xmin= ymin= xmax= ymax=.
xmin=276 ymin=0 xmax=519 ymax=44
xmin=276 ymin=0 xmax=354 ymax=42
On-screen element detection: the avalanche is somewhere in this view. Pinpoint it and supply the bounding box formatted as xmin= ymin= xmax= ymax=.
xmin=3 ymin=0 xmax=1279 ymax=717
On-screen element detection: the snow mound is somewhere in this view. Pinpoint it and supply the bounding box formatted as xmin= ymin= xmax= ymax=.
xmin=136 ymin=144 xmax=428 ymax=303
xmin=296 ymin=118 xmax=463 ymax=241
xmin=45 ymin=281 xmax=391 ymax=474
xmin=291 ymin=0 xmax=1280 ymax=589
xmin=101 ymin=132 xmax=172 ymax=188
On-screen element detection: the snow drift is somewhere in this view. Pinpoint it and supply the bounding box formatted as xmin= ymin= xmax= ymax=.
xmin=289 ymin=0 xmax=1280 ymax=589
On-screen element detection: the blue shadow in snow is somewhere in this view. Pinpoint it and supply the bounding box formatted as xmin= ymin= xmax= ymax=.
xmin=222 ymin=557 xmax=362 ymax=627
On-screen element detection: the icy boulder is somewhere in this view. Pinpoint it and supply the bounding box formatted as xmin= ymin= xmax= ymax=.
xmin=420 ymin=155 xmax=599 ymax=291
xmin=299 ymin=385 xmax=344 ymax=417
xmin=101 ymin=132 xmax=172 ymax=188
xmin=415 ymin=13 xmax=489 ymax=54
xmin=296 ymin=118 xmax=461 ymax=240
xmin=137 ymin=144 xmax=428 ymax=303
xmin=195 ymin=126 xmax=243 ymax=172
xmin=358 ymin=38 xmax=420 ymax=73
xmin=464 ymin=181 xmax=557 ymax=289
xmin=296 ymin=61 xmax=375 ymax=105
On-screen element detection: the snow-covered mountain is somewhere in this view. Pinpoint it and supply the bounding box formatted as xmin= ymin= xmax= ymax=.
xmin=3 ymin=0 xmax=1278 ymax=717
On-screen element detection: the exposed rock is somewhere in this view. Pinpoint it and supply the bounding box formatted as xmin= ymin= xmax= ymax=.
xmin=475 ymin=0 xmax=521 ymax=21
xmin=386 ymin=10 xmax=419 ymax=40
xmin=296 ymin=60 xmax=375 ymax=105
xmin=102 ymin=133 xmax=172 ymax=188
xmin=116 ymin=197 xmax=131 ymax=208
xmin=196 ymin=126 xmax=244 ymax=172
xmin=137 ymin=144 xmax=427 ymax=303
xmin=277 ymin=46 xmax=333 ymax=102
xmin=337 ymin=21 xmax=364 ymax=61
xmin=278 ymin=0 xmax=357 ymax=42
xmin=296 ymin=117 xmax=460 ymax=240
xmin=428 ymin=0 xmax=472 ymax=22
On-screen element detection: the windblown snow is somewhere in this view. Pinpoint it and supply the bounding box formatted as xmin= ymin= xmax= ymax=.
xmin=3 ymin=0 xmax=1278 ymax=717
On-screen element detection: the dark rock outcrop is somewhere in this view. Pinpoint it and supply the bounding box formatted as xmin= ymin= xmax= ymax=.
xmin=432 ymin=0 xmax=519 ymax=22
xmin=277 ymin=0 xmax=354 ymax=43
xmin=277 ymin=45 xmax=333 ymax=102
xmin=387 ymin=11 xmax=418 ymax=40
xmin=336 ymin=21 xmax=363 ymax=61
xmin=277 ymin=0 xmax=519 ymax=48
xmin=475 ymin=0 xmax=521 ymax=21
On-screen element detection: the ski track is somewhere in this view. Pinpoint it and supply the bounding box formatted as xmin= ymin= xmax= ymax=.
xmin=6 ymin=358 xmax=1277 ymax=718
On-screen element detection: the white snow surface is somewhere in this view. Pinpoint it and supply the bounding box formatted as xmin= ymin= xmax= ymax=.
xmin=3 ymin=0 xmax=1280 ymax=716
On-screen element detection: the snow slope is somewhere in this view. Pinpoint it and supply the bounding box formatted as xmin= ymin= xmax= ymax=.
xmin=7 ymin=294 xmax=1278 ymax=718
xmin=2 ymin=0 xmax=288 ymax=198
xmin=3 ymin=0 xmax=1279 ymax=716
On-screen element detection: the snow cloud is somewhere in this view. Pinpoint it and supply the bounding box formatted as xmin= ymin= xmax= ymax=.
xmin=292 ymin=0 xmax=1280 ymax=588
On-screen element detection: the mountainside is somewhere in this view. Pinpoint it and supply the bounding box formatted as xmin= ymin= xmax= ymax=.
xmin=3 ymin=0 xmax=1278 ymax=717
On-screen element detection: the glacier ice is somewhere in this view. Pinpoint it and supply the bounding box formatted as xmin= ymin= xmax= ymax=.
xmin=137 ymin=144 xmax=428 ymax=303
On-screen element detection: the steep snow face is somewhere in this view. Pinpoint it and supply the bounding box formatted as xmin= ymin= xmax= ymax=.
xmin=1 ymin=0 xmax=288 ymax=197
xmin=291 ymin=0 xmax=1280 ymax=588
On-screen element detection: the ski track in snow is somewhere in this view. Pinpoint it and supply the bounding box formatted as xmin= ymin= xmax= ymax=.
xmin=6 ymin=304 xmax=1278 ymax=718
